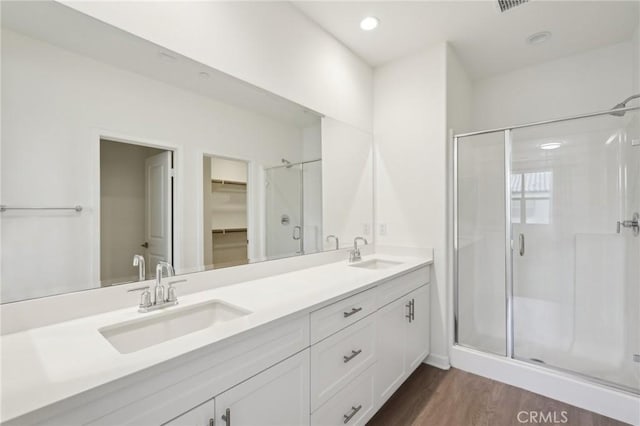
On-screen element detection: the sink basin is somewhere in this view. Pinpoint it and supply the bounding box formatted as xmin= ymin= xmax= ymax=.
xmin=349 ymin=259 xmax=403 ymax=270
xmin=99 ymin=300 xmax=251 ymax=354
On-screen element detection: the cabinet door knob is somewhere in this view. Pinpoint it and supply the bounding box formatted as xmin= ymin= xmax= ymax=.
xmin=343 ymin=404 xmax=362 ymax=424
xmin=221 ymin=408 xmax=231 ymax=426
xmin=343 ymin=349 xmax=362 ymax=363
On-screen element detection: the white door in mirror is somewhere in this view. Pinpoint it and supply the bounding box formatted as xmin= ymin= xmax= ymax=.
xmin=145 ymin=151 xmax=173 ymax=274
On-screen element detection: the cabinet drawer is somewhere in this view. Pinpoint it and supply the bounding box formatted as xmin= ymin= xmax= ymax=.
xmin=376 ymin=265 xmax=430 ymax=309
xmin=310 ymin=288 xmax=376 ymax=344
xmin=310 ymin=315 xmax=376 ymax=411
xmin=311 ymin=364 xmax=375 ymax=426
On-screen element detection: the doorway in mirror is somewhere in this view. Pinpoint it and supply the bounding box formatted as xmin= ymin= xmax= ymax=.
xmin=203 ymin=156 xmax=250 ymax=270
xmin=100 ymin=139 xmax=174 ymax=286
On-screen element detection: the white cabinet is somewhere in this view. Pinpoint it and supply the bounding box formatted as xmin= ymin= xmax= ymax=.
xmin=310 ymin=364 xmax=376 ymax=426
xmin=310 ymin=314 xmax=376 ymax=410
xmin=164 ymin=400 xmax=215 ymax=426
xmin=406 ymin=284 xmax=430 ymax=371
xmin=18 ymin=264 xmax=431 ymax=426
xmin=167 ymin=350 xmax=309 ymax=426
xmin=375 ymin=294 xmax=410 ymax=404
xmin=375 ymin=284 xmax=430 ymax=409
xmin=309 ymin=288 xmax=376 ymax=344
xmin=215 ymin=350 xmax=309 ymax=426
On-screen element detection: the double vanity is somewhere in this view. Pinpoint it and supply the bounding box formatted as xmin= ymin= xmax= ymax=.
xmin=1 ymin=253 xmax=432 ymax=426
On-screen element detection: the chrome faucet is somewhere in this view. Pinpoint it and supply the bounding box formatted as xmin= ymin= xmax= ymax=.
xmin=133 ymin=254 xmax=146 ymax=281
xmin=128 ymin=261 xmax=185 ymax=313
xmin=349 ymin=237 xmax=368 ymax=263
xmin=326 ymin=234 xmax=339 ymax=250
xmin=155 ymin=261 xmax=175 ymax=304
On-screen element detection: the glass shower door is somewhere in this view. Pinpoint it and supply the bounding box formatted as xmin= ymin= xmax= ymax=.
xmin=265 ymin=164 xmax=303 ymax=259
xmin=511 ymin=110 xmax=640 ymax=393
xmin=456 ymin=131 xmax=507 ymax=356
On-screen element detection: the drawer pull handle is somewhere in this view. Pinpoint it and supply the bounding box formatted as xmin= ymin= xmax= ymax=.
xmin=343 ymin=349 xmax=362 ymax=363
xmin=343 ymin=307 xmax=363 ymax=318
xmin=221 ymin=408 xmax=230 ymax=426
xmin=411 ymin=298 xmax=415 ymax=321
xmin=343 ymin=404 xmax=362 ymax=423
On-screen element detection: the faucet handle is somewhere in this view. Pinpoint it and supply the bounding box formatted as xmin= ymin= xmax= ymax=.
xmin=127 ymin=286 xmax=151 ymax=308
xmin=166 ymin=279 xmax=186 ymax=303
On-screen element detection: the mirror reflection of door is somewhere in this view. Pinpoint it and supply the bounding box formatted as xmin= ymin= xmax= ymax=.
xmin=100 ymin=139 xmax=174 ymax=286
xmin=203 ymin=156 xmax=249 ymax=269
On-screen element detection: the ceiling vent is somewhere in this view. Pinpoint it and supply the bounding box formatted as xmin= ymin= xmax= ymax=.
xmin=497 ymin=0 xmax=529 ymax=13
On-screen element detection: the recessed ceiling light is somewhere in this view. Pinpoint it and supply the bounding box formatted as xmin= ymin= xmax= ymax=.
xmin=527 ymin=31 xmax=552 ymax=45
xmin=360 ymin=16 xmax=379 ymax=31
xmin=540 ymin=142 xmax=562 ymax=150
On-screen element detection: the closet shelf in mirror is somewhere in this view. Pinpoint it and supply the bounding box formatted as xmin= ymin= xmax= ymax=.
xmin=209 ymin=205 xmax=246 ymax=213
xmin=212 ymin=228 xmax=247 ymax=234
xmin=211 ymin=180 xmax=247 ymax=193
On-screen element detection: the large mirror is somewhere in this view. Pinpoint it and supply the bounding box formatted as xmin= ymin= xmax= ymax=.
xmin=0 ymin=1 xmax=374 ymax=303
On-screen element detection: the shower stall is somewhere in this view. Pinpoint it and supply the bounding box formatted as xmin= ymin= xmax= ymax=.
xmin=265 ymin=159 xmax=323 ymax=259
xmin=453 ymin=102 xmax=640 ymax=395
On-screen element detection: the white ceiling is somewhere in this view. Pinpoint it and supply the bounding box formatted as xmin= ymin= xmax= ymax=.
xmin=292 ymin=0 xmax=640 ymax=79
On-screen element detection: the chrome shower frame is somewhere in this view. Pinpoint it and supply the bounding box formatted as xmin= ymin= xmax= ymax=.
xmin=452 ymin=103 xmax=640 ymax=394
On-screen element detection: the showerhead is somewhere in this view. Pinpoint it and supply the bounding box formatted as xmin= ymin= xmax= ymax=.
xmin=281 ymin=158 xmax=293 ymax=168
xmin=610 ymin=94 xmax=640 ymax=117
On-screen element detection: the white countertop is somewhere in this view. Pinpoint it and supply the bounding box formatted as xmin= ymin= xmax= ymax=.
xmin=0 ymin=254 xmax=431 ymax=423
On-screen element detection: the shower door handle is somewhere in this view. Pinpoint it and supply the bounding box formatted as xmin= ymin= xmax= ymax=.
xmin=518 ymin=234 xmax=525 ymax=256
xmin=293 ymin=225 xmax=303 ymax=254
xmin=292 ymin=225 xmax=301 ymax=240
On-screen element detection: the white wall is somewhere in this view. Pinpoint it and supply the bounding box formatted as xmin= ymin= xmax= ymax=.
xmin=60 ymin=1 xmax=373 ymax=132
xmin=302 ymin=161 xmax=323 ymax=254
xmin=471 ymin=41 xmax=635 ymax=130
xmin=321 ymin=118 xmax=374 ymax=250
xmin=446 ymin=46 xmax=473 ymax=136
xmin=302 ymin=123 xmax=322 ymax=162
xmin=373 ymin=44 xmax=449 ymax=366
xmin=1 ymin=29 xmax=304 ymax=302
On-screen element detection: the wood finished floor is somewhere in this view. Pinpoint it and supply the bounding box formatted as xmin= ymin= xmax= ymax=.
xmin=367 ymin=365 xmax=628 ymax=426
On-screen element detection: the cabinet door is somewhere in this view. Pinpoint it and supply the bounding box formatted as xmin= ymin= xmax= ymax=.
xmin=163 ymin=399 xmax=215 ymax=426
xmin=374 ymin=296 xmax=410 ymax=407
xmin=216 ymin=350 xmax=310 ymax=426
xmin=406 ymin=285 xmax=430 ymax=371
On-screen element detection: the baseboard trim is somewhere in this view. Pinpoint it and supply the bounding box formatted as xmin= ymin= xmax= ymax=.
xmin=424 ymin=353 xmax=451 ymax=370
